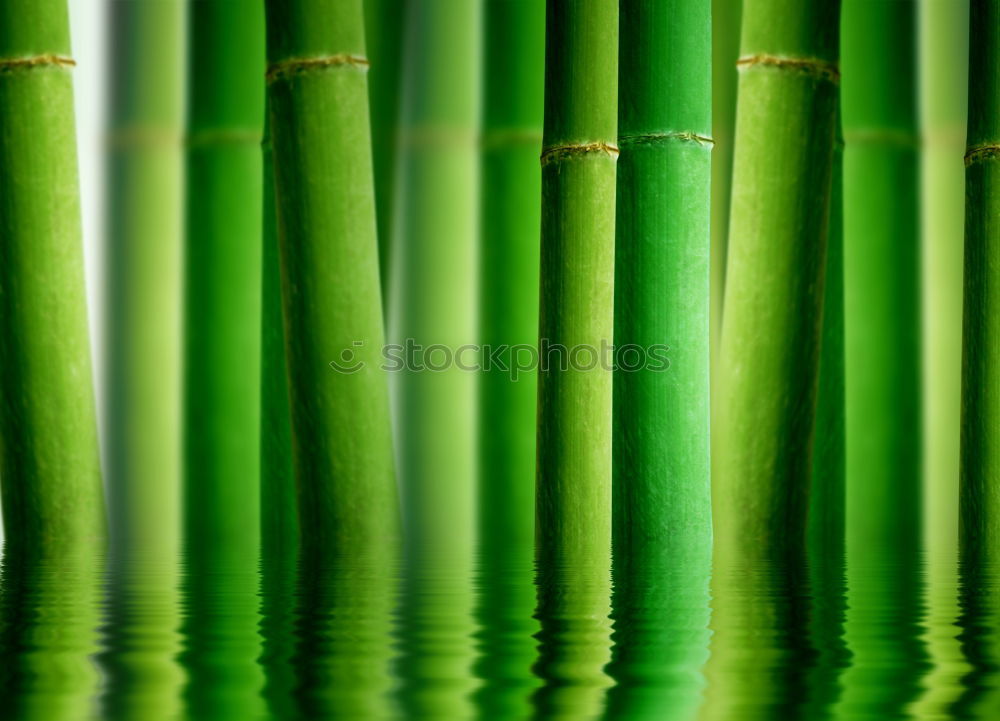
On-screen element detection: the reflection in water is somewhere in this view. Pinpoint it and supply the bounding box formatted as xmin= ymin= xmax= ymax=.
xmin=532 ymin=560 xmax=614 ymax=721
xmin=0 ymin=541 xmax=993 ymax=719
xmin=0 ymin=548 xmax=104 ymax=721
xmin=700 ymin=559 xmax=821 ymax=721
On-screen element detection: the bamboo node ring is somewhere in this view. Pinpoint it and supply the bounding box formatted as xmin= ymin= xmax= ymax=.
xmin=266 ymin=54 xmax=370 ymax=83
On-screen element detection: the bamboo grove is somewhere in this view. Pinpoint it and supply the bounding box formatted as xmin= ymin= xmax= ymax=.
xmin=0 ymin=0 xmax=998 ymax=711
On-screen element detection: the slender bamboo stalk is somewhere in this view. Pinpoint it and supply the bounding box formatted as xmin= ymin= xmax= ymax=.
xmin=364 ymin=0 xmax=405 ymax=302
xmin=183 ymin=0 xmax=264 ymax=570
xmin=536 ymin=0 xmax=618 ymax=574
xmin=264 ymin=0 xmax=399 ymax=561
xmin=479 ymin=0 xmax=543 ymax=584
xmin=475 ymin=1 xmax=544 ymax=715
xmin=0 ymin=0 xmax=105 ymax=557
xmin=614 ymin=0 xmax=712 ymax=572
xmin=710 ymin=0 xmax=741 ymax=353
xmin=713 ymin=0 xmax=840 ymax=560
xmin=843 ymin=0 xmax=922 ymax=563
xmin=960 ymin=0 xmax=1000 ymax=558
xmin=106 ymin=0 xmax=183 ymax=564
xmin=916 ymin=1 xmax=970 ymax=714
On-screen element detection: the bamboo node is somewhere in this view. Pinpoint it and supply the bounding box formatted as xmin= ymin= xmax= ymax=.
xmin=619 ymin=131 xmax=714 ymax=148
xmin=736 ymin=54 xmax=840 ymax=84
xmin=965 ymin=143 xmax=1000 ymax=167
xmin=540 ymin=141 xmax=620 ymax=166
xmin=266 ymin=54 xmax=369 ymax=84
xmin=0 ymin=54 xmax=76 ymax=72
xmin=187 ymin=128 xmax=263 ymax=148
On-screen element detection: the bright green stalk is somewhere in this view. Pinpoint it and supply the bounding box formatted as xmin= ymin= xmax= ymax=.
xmin=961 ymin=0 xmax=1000 ymax=558
xmin=614 ymin=0 xmax=712 ymax=576
xmin=536 ymin=0 xmax=618 ymax=575
xmin=183 ymin=0 xmax=264 ymax=571
xmin=106 ymin=0 xmax=183 ymax=564
xmin=265 ymin=0 xmax=398 ymax=563
xmin=843 ymin=0 xmax=922 ymax=564
xmin=0 ymin=0 xmax=105 ymax=558
xmin=475 ymin=1 xmax=544 ymax=715
xmin=390 ymin=1 xmax=481 ymax=716
xmin=916 ymin=1 xmax=969 ymax=714
xmin=924 ymin=0 xmax=969 ymax=564
xmin=713 ymin=0 xmax=840 ymax=561
xmin=710 ymin=0 xmax=741 ymax=353
xmin=390 ymin=0 xmax=480 ymax=568
xmin=364 ymin=0 xmax=405 ymax=301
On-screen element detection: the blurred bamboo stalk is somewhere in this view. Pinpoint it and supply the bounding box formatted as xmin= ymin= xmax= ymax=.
xmin=365 ymin=0 xmax=405 ymax=304
xmin=264 ymin=0 xmax=399 ymax=562
xmin=713 ymin=0 xmax=840 ymax=561
xmin=182 ymin=0 xmax=264 ymax=570
xmin=843 ymin=0 xmax=922 ymax=564
xmin=0 ymin=0 xmax=105 ymax=558
xmin=960 ymin=0 xmax=1000 ymax=558
xmin=106 ymin=0 xmax=183 ymax=565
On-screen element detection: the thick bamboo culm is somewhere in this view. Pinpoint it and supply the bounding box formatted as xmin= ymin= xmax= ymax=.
xmin=713 ymin=0 xmax=840 ymax=561
xmin=264 ymin=0 xmax=399 ymax=561
xmin=0 ymin=0 xmax=105 ymax=558
xmin=960 ymin=0 xmax=1000 ymax=559
xmin=613 ymin=0 xmax=712 ymax=567
xmin=183 ymin=1 xmax=265 ymax=570
xmin=842 ymin=0 xmax=921 ymax=562
xmin=106 ymin=0 xmax=184 ymax=563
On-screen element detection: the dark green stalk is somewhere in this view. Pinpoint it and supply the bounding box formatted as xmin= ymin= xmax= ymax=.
xmin=364 ymin=0 xmax=405 ymax=302
xmin=183 ymin=0 xmax=264 ymax=570
xmin=960 ymin=0 xmax=1000 ymax=559
xmin=614 ymin=0 xmax=712 ymax=576
xmin=106 ymin=0 xmax=183 ymax=564
xmin=475 ymin=1 xmax=544 ymax=715
xmin=0 ymin=0 xmax=105 ymax=558
xmin=710 ymin=0 xmax=741 ymax=352
xmin=713 ymin=0 xmax=840 ymax=561
xmin=264 ymin=0 xmax=398 ymax=563
xmin=843 ymin=0 xmax=921 ymax=565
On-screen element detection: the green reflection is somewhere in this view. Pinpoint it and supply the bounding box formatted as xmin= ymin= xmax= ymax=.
xmin=0 ymin=548 xmax=104 ymax=721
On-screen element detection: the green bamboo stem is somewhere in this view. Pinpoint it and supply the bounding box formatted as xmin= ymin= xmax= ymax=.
xmin=843 ymin=0 xmax=922 ymax=563
xmin=364 ymin=0 xmax=405 ymax=302
xmin=475 ymin=1 xmax=544 ymax=715
xmin=183 ymin=0 xmax=264 ymax=572
xmin=106 ymin=0 xmax=183 ymax=566
xmin=960 ymin=0 xmax=1000 ymax=558
xmin=480 ymin=0 xmax=543 ymax=587
xmin=614 ymin=0 xmax=712 ymax=574
xmin=710 ymin=0 xmax=741 ymax=354
xmin=536 ymin=0 xmax=618 ymax=574
xmin=713 ymin=0 xmax=840 ymax=561
xmin=915 ymin=1 xmax=970 ymax=714
xmin=264 ymin=0 xmax=398 ymax=564
xmin=0 ymin=0 xmax=105 ymax=558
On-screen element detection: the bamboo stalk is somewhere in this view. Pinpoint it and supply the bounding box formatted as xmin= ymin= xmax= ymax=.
xmin=475 ymin=1 xmax=544 ymax=715
xmin=713 ymin=0 xmax=840 ymax=560
xmin=183 ymin=0 xmax=264 ymax=569
xmin=105 ymin=0 xmax=183 ymax=565
xmin=264 ymin=0 xmax=399 ymax=563
xmin=364 ymin=0 xmax=405 ymax=302
xmin=710 ymin=0 xmax=741 ymax=354
xmin=960 ymin=0 xmax=1000 ymax=558
xmin=0 ymin=0 xmax=105 ymax=558
xmin=536 ymin=0 xmax=618 ymax=575
xmin=843 ymin=0 xmax=922 ymax=563
xmin=390 ymin=1 xmax=482 ymax=715
xmin=614 ymin=0 xmax=712 ymax=573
